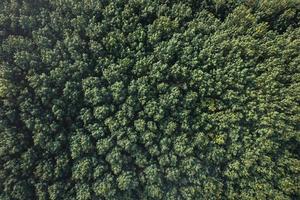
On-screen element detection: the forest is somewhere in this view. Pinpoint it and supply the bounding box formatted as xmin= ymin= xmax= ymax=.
xmin=0 ymin=0 xmax=299 ymax=199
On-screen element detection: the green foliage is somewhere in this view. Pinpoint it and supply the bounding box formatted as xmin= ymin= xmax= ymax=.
xmin=0 ymin=0 xmax=299 ymax=199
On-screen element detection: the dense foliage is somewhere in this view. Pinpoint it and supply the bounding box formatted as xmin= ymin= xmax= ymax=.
xmin=0 ymin=0 xmax=299 ymax=199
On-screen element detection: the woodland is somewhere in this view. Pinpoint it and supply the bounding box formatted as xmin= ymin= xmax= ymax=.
xmin=0 ymin=0 xmax=299 ymax=199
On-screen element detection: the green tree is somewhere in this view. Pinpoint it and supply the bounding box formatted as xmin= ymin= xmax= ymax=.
xmin=0 ymin=0 xmax=299 ymax=199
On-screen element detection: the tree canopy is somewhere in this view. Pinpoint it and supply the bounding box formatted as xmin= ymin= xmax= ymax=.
xmin=0 ymin=0 xmax=299 ymax=199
